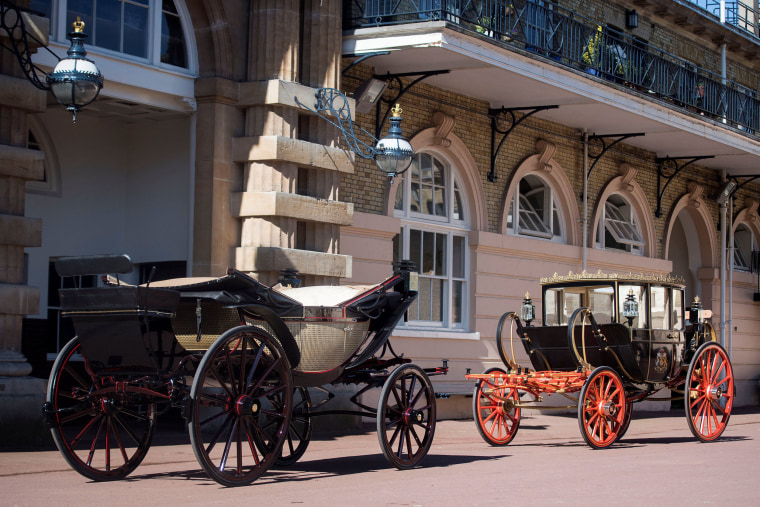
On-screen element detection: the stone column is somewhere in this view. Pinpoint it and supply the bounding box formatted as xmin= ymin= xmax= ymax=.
xmin=0 ymin=3 xmax=47 ymax=446
xmin=233 ymin=0 xmax=352 ymax=286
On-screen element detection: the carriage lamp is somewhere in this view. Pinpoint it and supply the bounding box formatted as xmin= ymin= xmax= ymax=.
xmin=47 ymin=18 xmax=104 ymax=123
xmin=622 ymin=289 xmax=638 ymax=327
xmin=689 ymin=296 xmax=704 ymax=325
xmin=520 ymin=292 xmax=535 ymax=326
xmin=373 ymin=104 xmax=414 ymax=180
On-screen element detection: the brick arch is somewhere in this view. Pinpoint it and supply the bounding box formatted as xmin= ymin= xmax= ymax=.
xmin=590 ymin=163 xmax=656 ymax=257
xmin=384 ymin=127 xmax=488 ymax=232
xmin=663 ymin=185 xmax=717 ymax=267
xmin=499 ymin=139 xmax=581 ymax=246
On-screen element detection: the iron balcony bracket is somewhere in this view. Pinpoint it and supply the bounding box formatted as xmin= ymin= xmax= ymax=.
xmin=655 ymin=155 xmax=714 ymax=218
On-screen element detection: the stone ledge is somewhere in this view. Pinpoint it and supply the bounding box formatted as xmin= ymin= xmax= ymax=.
xmin=0 ymin=74 xmax=47 ymax=113
xmin=238 ymin=80 xmax=356 ymax=118
xmin=0 ymin=144 xmax=45 ymax=181
xmin=0 ymin=215 xmax=42 ymax=247
xmin=0 ymin=284 xmax=40 ymax=315
xmin=232 ymin=135 xmax=354 ymax=173
xmin=232 ymin=191 xmax=353 ymax=225
xmin=234 ymin=246 xmax=352 ymax=278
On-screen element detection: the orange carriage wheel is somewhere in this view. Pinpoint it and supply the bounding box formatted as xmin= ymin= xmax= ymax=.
xmin=685 ymin=341 xmax=734 ymax=442
xmin=473 ymin=368 xmax=521 ymax=446
xmin=578 ymin=366 xmax=626 ymax=449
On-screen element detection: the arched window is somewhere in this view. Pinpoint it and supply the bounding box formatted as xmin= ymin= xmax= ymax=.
xmin=393 ymin=151 xmax=469 ymax=330
xmin=733 ymin=223 xmax=757 ymax=272
xmin=596 ymin=194 xmax=644 ymax=254
xmin=506 ymin=174 xmax=564 ymax=241
xmin=32 ymin=0 xmax=190 ymax=70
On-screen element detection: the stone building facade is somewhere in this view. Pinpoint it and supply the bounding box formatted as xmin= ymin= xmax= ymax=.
xmin=2 ymin=0 xmax=760 ymax=443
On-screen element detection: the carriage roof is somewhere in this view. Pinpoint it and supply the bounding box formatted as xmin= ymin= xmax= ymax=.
xmin=539 ymin=271 xmax=685 ymax=290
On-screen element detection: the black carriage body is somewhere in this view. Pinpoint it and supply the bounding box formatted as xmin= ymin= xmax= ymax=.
xmin=58 ymin=285 xmax=184 ymax=376
xmin=523 ymin=274 xmax=690 ymax=383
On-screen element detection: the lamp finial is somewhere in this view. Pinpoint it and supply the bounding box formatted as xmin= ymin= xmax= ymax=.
xmin=73 ymin=17 xmax=85 ymax=33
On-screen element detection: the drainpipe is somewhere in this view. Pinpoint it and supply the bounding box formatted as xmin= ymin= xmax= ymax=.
xmin=583 ymin=129 xmax=588 ymax=272
xmin=728 ymin=196 xmax=734 ymax=359
xmin=719 ymin=170 xmax=727 ymax=348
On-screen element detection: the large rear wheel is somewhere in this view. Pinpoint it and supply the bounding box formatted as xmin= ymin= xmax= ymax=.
xmin=377 ymin=364 xmax=436 ymax=469
xmin=578 ymin=366 xmax=626 ymax=449
xmin=45 ymin=337 xmax=155 ymax=481
xmin=685 ymin=341 xmax=734 ymax=442
xmin=472 ymin=367 xmax=520 ymax=446
xmin=188 ymin=326 xmax=292 ymax=486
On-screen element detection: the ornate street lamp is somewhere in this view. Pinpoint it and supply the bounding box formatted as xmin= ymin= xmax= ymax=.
xmin=296 ymin=87 xmax=414 ymax=181
xmin=1 ymin=3 xmax=103 ymax=122
xmin=47 ymin=17 xmax=103 ymax=122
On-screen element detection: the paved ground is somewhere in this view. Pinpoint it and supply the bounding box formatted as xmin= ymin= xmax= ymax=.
xmin=1 ymin=408 xmax=758 ymax=506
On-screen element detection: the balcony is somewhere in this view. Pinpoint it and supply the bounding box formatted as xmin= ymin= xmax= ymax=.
xmin=346 ymin=0 xmax=758 ymax=132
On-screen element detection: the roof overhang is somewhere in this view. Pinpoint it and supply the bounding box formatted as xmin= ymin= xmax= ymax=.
xmin=344 ymin=23 xmax=760 ymax=176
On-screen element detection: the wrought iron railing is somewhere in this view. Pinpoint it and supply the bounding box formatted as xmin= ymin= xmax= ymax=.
xmin=344 ymin=0 xmax=760 ymax=134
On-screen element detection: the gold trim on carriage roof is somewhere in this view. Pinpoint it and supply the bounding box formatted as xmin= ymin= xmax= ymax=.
xmin=540 ymin=269 xmax=685 ymax=285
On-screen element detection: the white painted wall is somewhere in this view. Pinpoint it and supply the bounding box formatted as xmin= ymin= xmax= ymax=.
xmin=25 ymin=110 xmax=192 ymax=317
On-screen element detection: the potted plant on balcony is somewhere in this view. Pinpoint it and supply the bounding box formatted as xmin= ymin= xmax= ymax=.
xmin=582 ymin=25 xmax=604 ymax=76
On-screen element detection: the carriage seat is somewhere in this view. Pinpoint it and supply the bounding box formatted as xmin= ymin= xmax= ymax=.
xmin=273 ymin=284 xmax=378 ymax=307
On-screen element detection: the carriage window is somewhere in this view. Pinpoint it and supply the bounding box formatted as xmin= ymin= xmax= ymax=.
xmin=544 ymin=288 xmax=560 ymax=325
xmin=618 ymin=284 xmax=646 ymax=327
xmin=673 ymin=289 xmax=684 ymax=330
xmin=650 ymin=286 xmax=670 ymax=330
xmin=588 ymin=286 xmax=614 ymax=324
xmin=563 ymin=292 xmax=582 ymax=324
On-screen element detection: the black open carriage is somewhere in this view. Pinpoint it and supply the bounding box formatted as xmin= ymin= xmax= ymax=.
xmin=42 ymin=255 xmax=447 ymax=486
xmin=466 ymin=271 xmax=734 ymax=449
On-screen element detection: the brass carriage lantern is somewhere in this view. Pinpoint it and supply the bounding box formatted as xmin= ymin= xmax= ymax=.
xmin=622 ymin=289 xmax=638 ymax=327
xmin=689 ymin=296 xmax=704 ymax=325
xmin=374 ymin=104 xmax=414 ymax=180
xmin=520 ymin=292 xmax=535 ymax=326
xmin=47 ymin=18 xmax=104 ymax=122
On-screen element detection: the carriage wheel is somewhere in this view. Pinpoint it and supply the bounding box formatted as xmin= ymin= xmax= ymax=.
xmin=472 ymin=367 xmax=520 ymax=446
xmin=578 ymin=366 xmax=626 ymax=449
xmin=188 ymin=326 xmax=292 ymax=486
xmin=617 ymin=400 xmax=633 ymax=441
xmin=275 ymin=387 xmax=311 ymax=466
xmin=46 ymin=337 xmax=155 ymax=481
xmin=377 ymin=364 xmax=437 ymax=469
xmin=685 ymin=341 xmax=734 ymax=442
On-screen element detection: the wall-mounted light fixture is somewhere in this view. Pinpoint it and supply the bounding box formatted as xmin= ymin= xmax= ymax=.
xmin=1 ymin=2 xmax=103 ymax=122
xmin=714 ymin=179 xmax=737 ymax=205
xmin=625 ymin=9 xmax=639 ymax=29
xmin=296 ymin=88 xmax=414 ymax=181
xmin=353 ymin=77 xmax=388 ymax=114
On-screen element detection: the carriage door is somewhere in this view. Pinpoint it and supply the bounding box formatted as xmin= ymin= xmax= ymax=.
xmin=648 ymin=285 xmax=676 ymax=382
xmin=619 ymin=283 xmax=648 ymax=378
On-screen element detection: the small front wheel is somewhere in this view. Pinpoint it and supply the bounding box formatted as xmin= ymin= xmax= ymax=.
xmin=685 ymin=341 xmax=733 ymax=442
xmin=377 ymin=364 xmax=437 ymax=469
xmin=578 ymin=366 xmax=626 ymax=449
xmin=473 ymin=367 xmax=520 ymax=446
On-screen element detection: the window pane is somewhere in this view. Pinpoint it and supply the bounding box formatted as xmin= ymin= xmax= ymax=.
xmin=545 ymin=289 xmax=559 ymax=325
xmin=161 ymin=6 xmax=187 ymax=67
xmin=124 ymin=1 xmax=149 ymax=57
xmin=453 ymin=183 xmax=463 ymax=221
xmin=431 ymin=278 xmax=443 ymax=321
xmin=452 ymin=280 xmax=463 ymax=323
xmin=452 ymin=235 xmax=464 ymax=278
xmin=673 ymin=289 xmax=683 ymax=330
xmin=619 ymin=284 xmax=646 ymax=328
xmin=409 ymin=229 xmax=421 ymax=270
xmin=589 ymin=286 xmax=614 ymax=324
xmin=433 ymin=158 xmax=445 ymax=186
xmin=418 ymin=277 xmax=432 ymax=321
xmin=604 ymin=200 xmax=644 ymax=246
xmin=433 ymin=187 xmax=445 ymax=216
xmin=435 ymin=232 xmax=445 ymax=276
xmin=650 ymin=286 xmax=668 ymax=329
xmin=410 ymin=182 xmax=421 ymax=212
xmin=394 ymin=178 xmax=403 ymax=210
xmin=422 ymin=231 xmax=434 ymax=274
xmin=96 ymin=0 xmax=121 ymax=52
xmin=162 ymin=0 xmax=177 ymax=14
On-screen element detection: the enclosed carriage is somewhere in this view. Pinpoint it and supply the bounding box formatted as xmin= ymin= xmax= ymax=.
xmin=466 ymin=271 xmax=734 ymax=449
xmin=43 ymin=255 xmax=446 ymax=486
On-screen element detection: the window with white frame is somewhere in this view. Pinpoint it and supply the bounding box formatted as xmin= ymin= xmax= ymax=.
xmin=394 ymin=152 xmax=469 ymax=329
xmin=733 ymin=223 xmax=756 ymax=272
xmin=597 ymin=194 xmax=644 ymax=254
xmin=506 ymin=174 xmax=564 ymax=241
xmin=31 ymin=0 xmax=190 ymax=70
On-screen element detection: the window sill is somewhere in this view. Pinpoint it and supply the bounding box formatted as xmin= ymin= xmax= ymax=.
xmin=392 ymin=329 xmax=481 ymax=340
